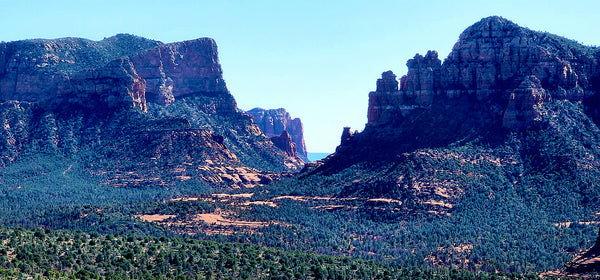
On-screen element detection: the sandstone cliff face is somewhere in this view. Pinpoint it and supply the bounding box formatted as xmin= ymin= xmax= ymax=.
xmin=0 ymin=35 xmax=302 ymax=188
xmin=367 ymin=71 xmax=401 ymax=124
xmin=53 ymin=57 xmax=148 ymax=112
xmin=401 ymin=50 xmax=442 ymax=105
xmin=128 ymin=38 xmax=232 ymax=109
xmin=501 ymin=75 xmax=549 ymax=129
xmin=246 ymin=107 xmax=307 ymax=161
xmin=0 ymin=35 xmax=236 ymax=114
xmin=443 ymin=16 xmax=592 ymax=102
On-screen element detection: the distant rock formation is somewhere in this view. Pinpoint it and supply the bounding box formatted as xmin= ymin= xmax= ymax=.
xmin=246 ymin=107 xmax=307 ymax=161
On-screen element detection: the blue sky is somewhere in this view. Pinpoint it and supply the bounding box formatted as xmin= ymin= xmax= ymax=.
xmin=1 ymin=0 xmax=600 ymax=152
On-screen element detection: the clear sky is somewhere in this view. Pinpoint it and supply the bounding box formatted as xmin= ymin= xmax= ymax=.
xmin=1 ymin=0 xmax=599 ymax=153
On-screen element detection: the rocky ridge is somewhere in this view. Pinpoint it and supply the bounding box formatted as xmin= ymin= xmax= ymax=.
xmin=270 ymin=130 xmax=298 ymax=158
xmin=367 ymin=16 xmax=600 ymax=129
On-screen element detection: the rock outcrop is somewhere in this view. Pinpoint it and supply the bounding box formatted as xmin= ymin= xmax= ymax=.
xmin=0 ymin=35 xmax=303 ymax=188
xmin=54 ymin=57 xmax=148 ymax=112
xmin=340 ymin=127 xmax=355 ymax=145
xmin=400 ymin=50 xmax=442 ymax=105
xmin=246 ymin=107 xmax=307 ymax=161
xmin=501 ymin=75 xmax=549 ymax=129
xmin=368 ymin=71 xmax=402 ymax=124
xmin=127 ymin=38 xmax=231 ymax=108
xmin=441 ymin=16 xmax=590 ymax=102
xmin=270 ymin=130 xmax=298 ymax=158
xmin=0 ymin=35 xmax=235 ymax=114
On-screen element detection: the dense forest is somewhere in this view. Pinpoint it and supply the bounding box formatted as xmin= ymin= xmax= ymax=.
xmin=0 ymin=151 xmax=596 ymax=275
xmin=0 ymin=226 xmax=544 ymax=279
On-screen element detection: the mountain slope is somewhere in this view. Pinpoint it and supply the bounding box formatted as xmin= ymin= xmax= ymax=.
xmin=0 ymin=35 xmax=303 ymax=189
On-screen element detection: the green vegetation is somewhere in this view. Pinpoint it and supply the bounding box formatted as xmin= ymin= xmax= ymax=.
xmin=218 ymin=162 xmax=596 ymax=273
xmin=0 ymin=153 xmax=209 ymax=234
xmin=0 ymin=226 xmax=542 ymax=279
xmin=0 ymin=100 xmax=598 ymax=276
